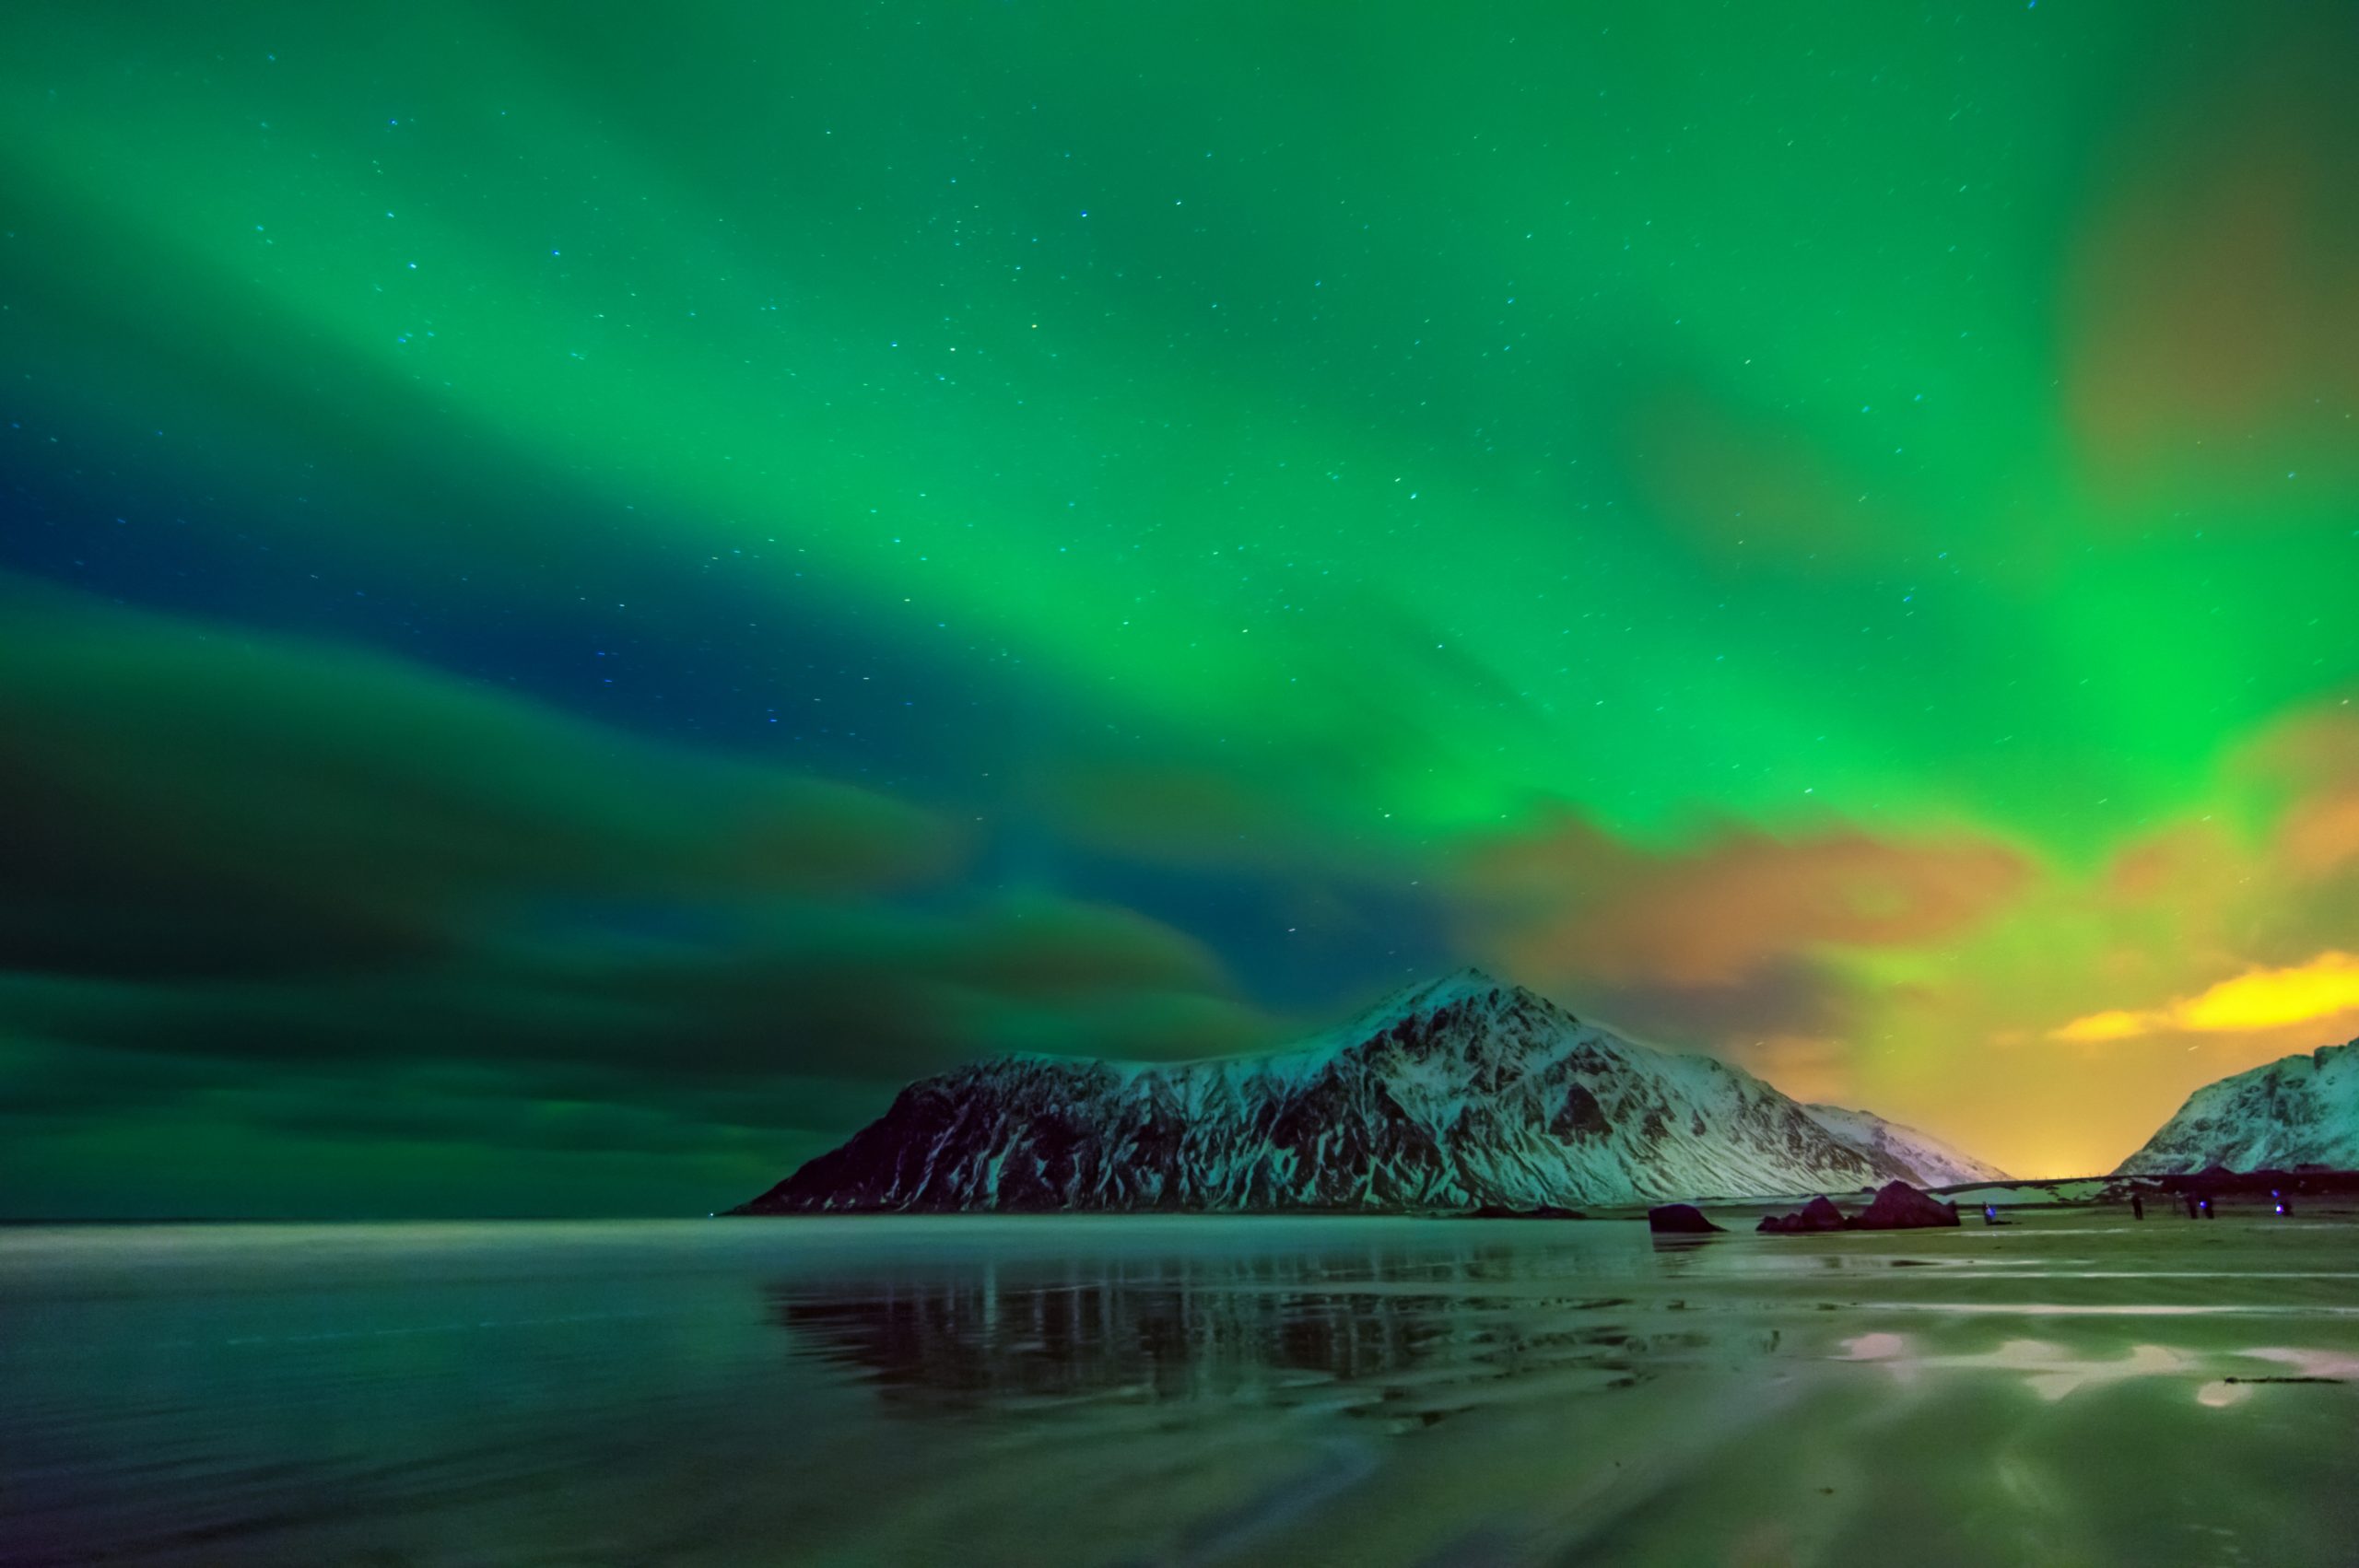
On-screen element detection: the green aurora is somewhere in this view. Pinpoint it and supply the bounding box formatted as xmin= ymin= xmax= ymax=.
xmin=4 ymin=1 xmax=2357 ymax=1214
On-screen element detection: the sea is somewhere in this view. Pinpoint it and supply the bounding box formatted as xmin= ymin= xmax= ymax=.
xmin=5 ymin=1204 xmax=2355 ymax=1565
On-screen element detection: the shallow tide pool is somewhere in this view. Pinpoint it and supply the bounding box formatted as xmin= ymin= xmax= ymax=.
xmin=4 ymin=1208 xmax=2354 ymax=1565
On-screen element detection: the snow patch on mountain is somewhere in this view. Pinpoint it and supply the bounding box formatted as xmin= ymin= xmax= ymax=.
xmin=2115 ymin=1040 xmax=2359 ymax=1174
xmin=1801 ymin=1103 xmax=2010 ymax=1188
xmin=738 ymin=969 xmax=1998 ymax=1213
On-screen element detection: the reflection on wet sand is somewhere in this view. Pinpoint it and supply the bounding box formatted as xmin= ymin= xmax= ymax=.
xmin=740 ymin=1217 xmax=2359 ymax=1564
xmin=1842 ymin=1331 xmax=2196 ymax=1400
xmin=6 ymin=1212 xmax=2359 ymax=1565
xmin=769 ymin=1246 xmax=1749 ymax=1424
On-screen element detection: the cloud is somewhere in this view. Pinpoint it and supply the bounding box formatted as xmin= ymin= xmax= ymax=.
xmin=2048 ymin=1010 xmax=2153 ymax=1045
xmin=0 ymin=889 xmax=1273 ymax=1085
xmin=0 ymin=583 xmax=1290 ymax=1214
xmin=1614 ymin=374 xmax=1898 ymax=565
xmin=2063 ymin=28 xmax=2359 ymax=500
xmin=1456 ymin=807 xmax=2030 ymax=994
xmin=1719 ymin=1034 xmax=1854 ymax=1106
xmin=2241 ymin=704 xmax=2359 ymax=884
xmin=0 ymin=578 xmax=962 ymax=980
xmin=0 ymin=895 xmax=1285 ymax=1217
xmin=1579 ymin=956 xmax=1858 ymax=1053
xmin=2049 ymin=697 xmax=2359 ymax=1050
xmin=1434 ymin=807 xmax=2036 ymax=1142
xmin=2050 ymin=951 xmax=2359 ymax=1043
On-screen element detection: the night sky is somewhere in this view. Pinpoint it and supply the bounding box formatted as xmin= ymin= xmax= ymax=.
xmin=6 ymin=3 xmax=2358 ymax=1216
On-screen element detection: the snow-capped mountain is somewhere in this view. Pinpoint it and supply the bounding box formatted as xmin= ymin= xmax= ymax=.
xmin=2115 ymin=1040 xmax=2359 ymax=1174
xmin=1802 ymin=1103 xmax=2009 ymax=1188
xmin=737 ymin=970 xmax=1992 ymax=1213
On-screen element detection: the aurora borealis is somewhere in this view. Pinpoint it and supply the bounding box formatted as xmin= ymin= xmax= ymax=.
xmin=5 ymin=2 xmax=2357 ymax=1216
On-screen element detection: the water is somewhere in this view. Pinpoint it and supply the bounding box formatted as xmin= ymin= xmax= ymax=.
xmin=5 ymin=1207 xmax=2355 ymax=1565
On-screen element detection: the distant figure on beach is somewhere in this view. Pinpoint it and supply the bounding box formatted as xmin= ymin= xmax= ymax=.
xmin=2274 ymin=1189 xmax=2292 ymax=1217
xmin=2201 ymin=1197 xmax=2215 ymax=1220
xmin=2186 ymin=1193 xmax=2201 ymax=1219
xmin=2130 ymin=1193 xmax=2144 ymax=1220
xmin=1982 ymin=1203 xmax=1998 ymax=1225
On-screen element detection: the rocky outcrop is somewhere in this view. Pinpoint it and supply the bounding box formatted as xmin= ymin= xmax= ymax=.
xmin=1647 ymin=1203 xmax=1722 ymax=1234
xmin=1849 ymin=1180 xmax=1960 ymax=1230
xmin=1758 ymin=1182 xmax=1959 ymax=1234
xmin=1757 ymin=1194 xmax=1848 ymax=1234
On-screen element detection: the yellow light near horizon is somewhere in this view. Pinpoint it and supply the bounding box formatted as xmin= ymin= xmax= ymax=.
xmin=2176 ymin=952 xmax=2359 ymax=1033
xmin=2051 ymin=1010 xmax=2153 ymax=1043
xmin=2052 ymin=951 xmax=2359 ymax=1042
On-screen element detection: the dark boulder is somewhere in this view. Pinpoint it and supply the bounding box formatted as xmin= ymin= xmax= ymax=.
xmin=1647 ymin=1203 xmax=1722 ymax=1234
xmin=1757 ymin=1194 xmax=1848 ymax=1234
xmin=1846 ymin=1180 xmax=1960 ymax=1231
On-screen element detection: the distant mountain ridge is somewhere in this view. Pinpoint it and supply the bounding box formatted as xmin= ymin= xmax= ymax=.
xmin=738 ymin=970 xmax=2001 ymax=1213
xmin=1802 ymin=1103 xmax=2009 ymax=1188
xmin=2116 ymin=1040 xmax=2359 ymax=1174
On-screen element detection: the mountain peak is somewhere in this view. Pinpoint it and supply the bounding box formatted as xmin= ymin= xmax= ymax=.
xmin=1402 ymin=965 xmax=1514 ymax=1006
xmin=1372 ymin=966 xmax=1562 ymax=1023
xmin=736 ymin=966 xmax=2001 ymax=1213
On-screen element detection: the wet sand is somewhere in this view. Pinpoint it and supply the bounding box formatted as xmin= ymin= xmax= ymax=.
xmin=4 ymin=1206 xmax=2354 ymax=1565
